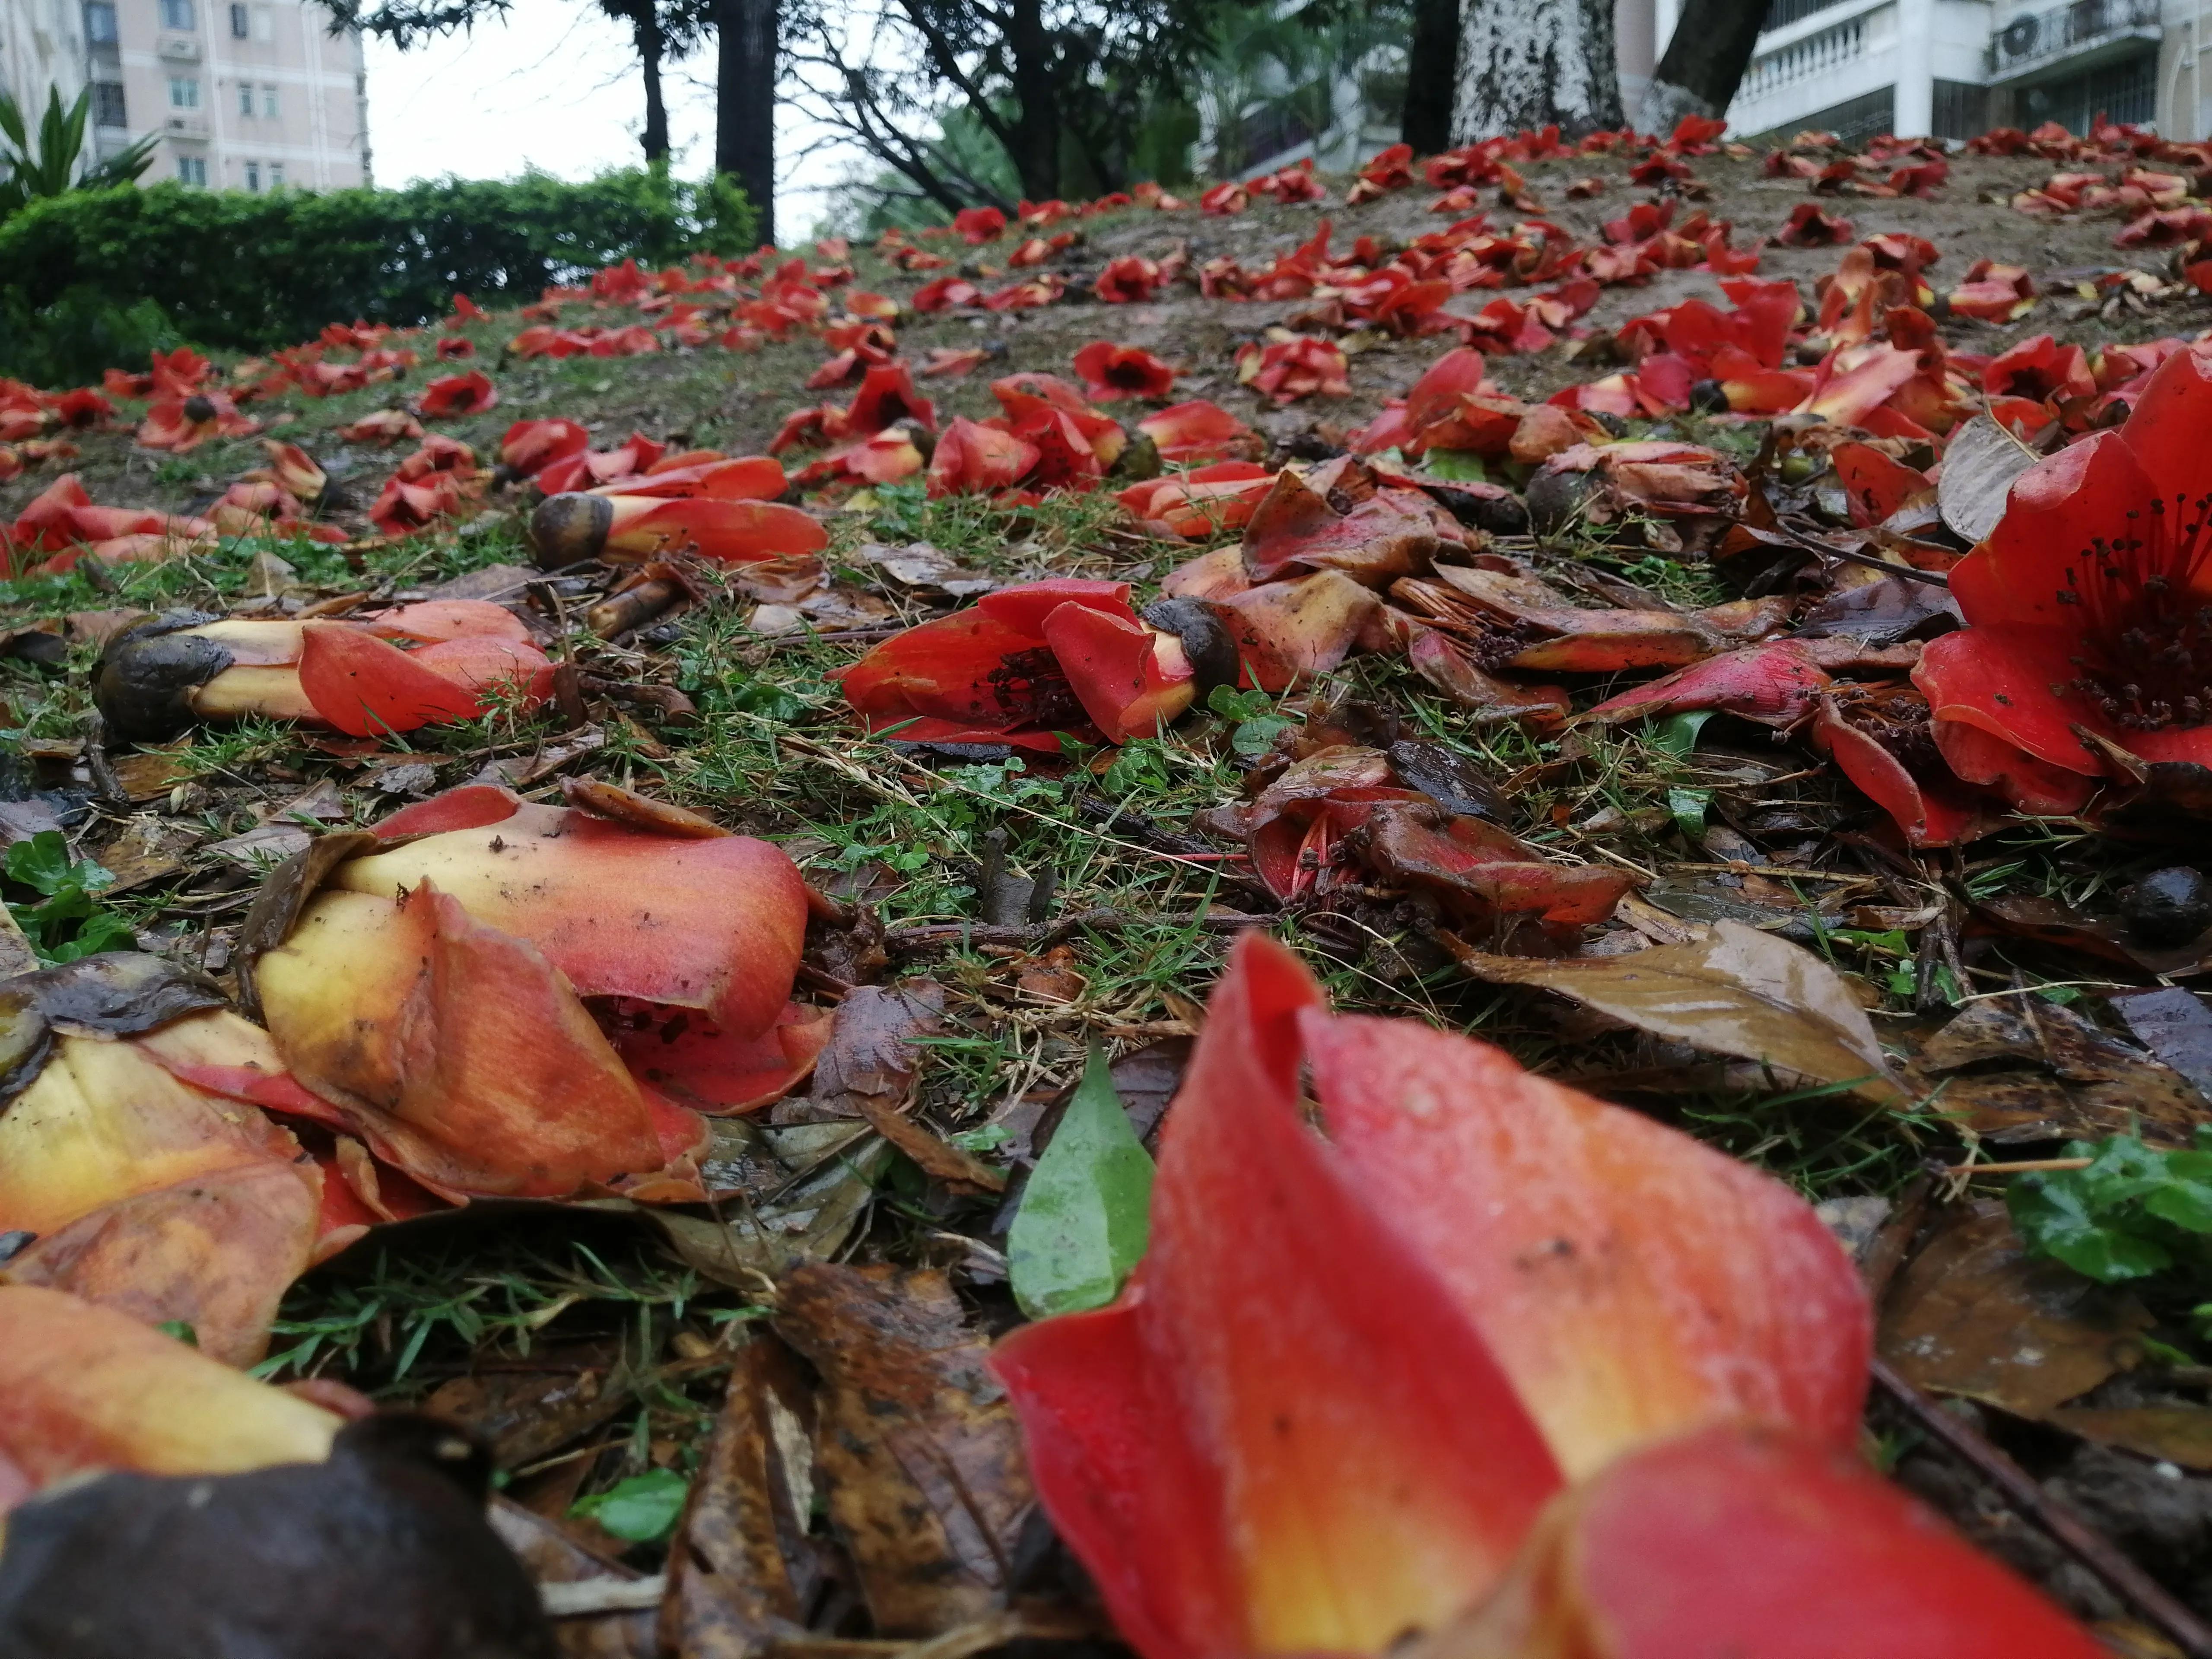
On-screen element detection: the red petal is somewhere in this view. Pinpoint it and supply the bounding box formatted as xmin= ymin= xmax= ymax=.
xmin=1454 ymin=1424 xmax=2105 ymax=1659
xmin=1137 ymin=400 xmax=1258 ymax=464
xmin=296 ymin=622 xmax=491 ymax=736
xmin=1580 ymin=640 xmax=1831 ymax=727
xmin=373 ymin=782 xmax=524 ymax=836
xmin=615 ymin=1001 xmax=834 ymax=1114
xmin=1306 ymin=1011 xmax=1870 ymax=1476
xmin=1814 ymin=700 xmax=2002 ymax=846
xmin=995 ymin=935 xmax=1563 ymax=1659
xmin=1954 ymin=429 xmax=2154 ymax=629
xmin=329 ymin=803 xmax=808 ymax=1038
xmin=1038 ymin=601 xmax=1195 ymax=743
xmin=2118 ymin=341 xmax=2212 ymax=485
xmin=1912 ymin=625 xmax=2101 ymax=774
xmin=602 ymin=495 xmax=830 ymax=562
xmin=1829 ymin=442 xmax=1929 ymax=526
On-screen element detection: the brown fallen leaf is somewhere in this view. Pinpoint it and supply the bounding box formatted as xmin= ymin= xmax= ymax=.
xmin=660 ymin=1339 xmax=815 ymax=1659
xmin=424 ymin=1351 xmax=631 ymax=1472
xmin=2044 ymin=1404 xmax=2212 ymax=1472
xmin=1440 ymin=918 xmax=1907 ymax=1104
xmin=853 ymin=1091 xmax=1007 ymax=1192
xmin=788 ymin=981 xmax=946 ymax=1124
xmin=1912 ymin=995 xmax=2209 ymax=1146
xmin=1879 ymin=1201 xmax=2152 ymax=1417
xmin=772 ymin=1263 xmax=1033 ymax=1637
xmin=1936 ymin=413 xmax=2041 ymax=545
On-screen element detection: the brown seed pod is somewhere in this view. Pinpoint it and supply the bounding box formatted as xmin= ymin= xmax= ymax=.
xmin=528 ymin=492 xmax=614 ymax=570
xmin=92 ymin=612 xmax=233 ymax=743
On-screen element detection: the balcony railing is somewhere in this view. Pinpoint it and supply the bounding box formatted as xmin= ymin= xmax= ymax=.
xmin=1987 ymin=0 xmax=2162 ymax=76
xmin=1741 ymin=13 xmax=1869 ymax=101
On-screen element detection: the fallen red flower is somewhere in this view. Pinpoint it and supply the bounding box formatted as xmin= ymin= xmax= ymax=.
xmin=1118 ymin=462 xmax=1275 ymax=539
xmin=834 ymin=579 xmax=1198 ymax=748
xmin=137 ymin=389 xmax=258 ymax=452
xmin=531 ymin=490 xmax=827 ymax=565
xmin=1095 ymin=257 xmax=1165 ymax=303
xmin=1914 ymin=344 xmax=2212 ymax=809
xmin=953 ymin=205 xmax=1007 ymax=244
xmin=1236 ymin=336 xmax=1350 ymax=404
xmin=1071 ymin=341 xmax=1176 ymax=402
xmin=336 ymin=409 xmax=425 ymax=446
xmin=927 ymin=416 xmax=1042 ymax=498
xmin=413 ymin=369 xmax=499 ymax=418
xmin=1777 ymin=202 xmax=1856 ymax=246
xmin=992 ymin=933 xmax=1920 ymax=1659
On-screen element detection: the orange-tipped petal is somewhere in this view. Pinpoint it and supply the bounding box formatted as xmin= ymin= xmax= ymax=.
xmin=1302 ymin=1010 xmax=1870 ymax=1477
xmin=359 ymin=598 xmax=532 ymax=645
xmin=257 ymin=884 xmax=666 ymax=1198
xmin=1137 ymin=400 xmax=1259 ymax=464
xmin=296 ymin=622 xmax=496 ymax=737
xmin=0 ymin=1286 xmax=339 ymax=1504
xmin=605 ymin=494 xmax=828 ymax=562
xmin=1208 ymin=569 xmax=1380 ymax=690
xmin=0 ymin=1035 xmax=320 ymax=1365
xmin=327 ymin=798 xmax=807 ymax=1037
xmin=995 ymin=934 xmax=1564 ymax=1659
xmin=1441 ymin=1424 xmax=2104 ymax=1659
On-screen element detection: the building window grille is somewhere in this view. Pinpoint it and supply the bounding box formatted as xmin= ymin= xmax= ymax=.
xmin=169 ymin=75 xmax=200 ymax=108
xmin=238 ymin=81 xmax=255 ymax=114
xmin=92 ymin=80 xmax=127 ymax=126
xmin=269 ymin=161 xmax=284 ymax=187
xmin=229 ymin=3 xmax=247 ymax=34
xmin=83 ymin=1 xmax=118 ymax=44
xmin=1932 ymin=78 xmax=1989 ymax=138
xmin=1762 ymin=0 xmax=1845 ymax=31
xmin=245 ymin=160 xmax=261 ymax=189
xmin=159 ymin=0 xmax=195 ymax=30
xmin=262 ymin=83 xmax=278 ymax=115
xmin=176 ymin=155 xmax=207 ymax=184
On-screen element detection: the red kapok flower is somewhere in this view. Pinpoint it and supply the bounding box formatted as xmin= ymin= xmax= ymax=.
xmin=414 ymin=370 xmax=499 ymax=418
xmin=1914 ymin=345 xmax=2212 ymax=808
xmin=1138 ymin=400 xmax=1261 ymax=464
xmin=833 ymin=579 xmax=1197 ymax=749
xmin=953 ymin=205 xmax=1008 ymax=244
xmin=1236 ymin=337 xmax=1351 ymax=404
xmin=1071 ymin=342 xmax=1176 ymax=402
xmin=1095 ymin=257 xmax=1163 ymax=303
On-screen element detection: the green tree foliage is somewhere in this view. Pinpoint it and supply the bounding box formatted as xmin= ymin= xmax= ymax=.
xmin=0 ymin=169 xmax=755 ymax=380
xmin=0 ymin=86 xmax=157 ymax=220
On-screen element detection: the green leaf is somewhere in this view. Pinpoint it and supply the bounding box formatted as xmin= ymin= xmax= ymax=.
xmin=1666 ymin=786 xmax=1710 ymax=840
xmin=1649 ymin=710 xmax=1714 ymax=760
xmin=571 ymin=1468 xmax=689 ymax=1542
xmin=1423 ymin=448 xmax=1491 ymax=482
xmin=1008 ymin=1046 xmax=1156 ymax=1319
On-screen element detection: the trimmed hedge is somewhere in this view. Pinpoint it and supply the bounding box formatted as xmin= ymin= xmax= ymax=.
xmin=0 ymin=168 xmax=755 ymax=381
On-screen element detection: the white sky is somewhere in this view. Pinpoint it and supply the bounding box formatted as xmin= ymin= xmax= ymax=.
xmin=360 ymin=1 xmax=838 ymax=239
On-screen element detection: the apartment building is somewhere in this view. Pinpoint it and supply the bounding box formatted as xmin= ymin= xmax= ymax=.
xmin=1646 ymin=0 xmax=2202 ymax=145
xmin=0 ymin=0 xmax=369 ymax=191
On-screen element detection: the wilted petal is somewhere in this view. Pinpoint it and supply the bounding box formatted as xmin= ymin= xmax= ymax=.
xmin=1038 ymin=601 xmax=1196 ymax=742
xmin=614 ymin=1001 xmax=834 ymax=1115
xmin=329 ymin=797 xmax=808 ymax=1038
xmin=0 ymin=1286 xmax=339 ymax=1505
xmin=257 ymin=884 xmax=668 ymax=1198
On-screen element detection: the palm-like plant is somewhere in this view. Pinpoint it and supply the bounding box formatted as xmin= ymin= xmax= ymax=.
xmin=0 ymin=86 xmax=159 ymax=220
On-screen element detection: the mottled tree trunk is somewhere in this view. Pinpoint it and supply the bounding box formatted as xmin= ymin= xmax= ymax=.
xmin=715 ymin=0 xmax=778 ymax=246
xmin=1636 ymin=0 xmax=1768 ymax=132
xmin=1452 ymin=0 xmax=1624 ymax=140
xmin=1402 ymin=0 xmax=1462 ymax=153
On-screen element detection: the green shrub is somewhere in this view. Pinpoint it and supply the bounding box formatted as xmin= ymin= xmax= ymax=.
xmin=0 ymin=167 xmax=757 ymax=376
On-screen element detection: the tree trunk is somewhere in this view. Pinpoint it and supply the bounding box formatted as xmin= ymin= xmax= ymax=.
xmin=1636 ymin=0 xmax=1768 ymax=133
xmin=1452 ymin=0 xmax=1623 ymax=139
xmin=1402 ymin=0 xmax=1460 ymax=153
xmin=715 ymin=0 xmax=778 ymax=246
xmin=633 ymin=6 xmax=670 ymax=163
xmin=1004 ymin=0 xmax=1059 ymax=202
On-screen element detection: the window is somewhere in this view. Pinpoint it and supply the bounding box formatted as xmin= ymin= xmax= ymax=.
xmin=245 ymin=160 xmax=261 ymax=190
xmin=268 ymin=162 xmax=284 ymax=188
xmin=83 ymin=2 xmax=118 ymax=44
xmin=238 ymin=81 xmax=254 ymax=114
xmin=159 ymin=0 xmax=194 ymax=29
xmin=251 ymin=4 xmax=272 ymax=38
xmin=92 ymin=79 xmax=126 ymax=125
xmin=168 ymin=75 xmax=200 ymax=108
xmin=261 ymin=83 xmax=278 ymax=116
xmin=175 ymin=155 xmax=206 ymax=185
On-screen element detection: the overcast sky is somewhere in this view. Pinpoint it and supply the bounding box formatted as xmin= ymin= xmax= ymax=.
xmin=360 ymin=1 xmax=836 ymax=238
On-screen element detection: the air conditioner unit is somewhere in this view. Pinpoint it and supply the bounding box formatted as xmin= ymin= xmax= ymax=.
xmin=164 ymin=114 xmax=210 ymax=139
xmin=156 ymin=32 xmax=201 ymax=58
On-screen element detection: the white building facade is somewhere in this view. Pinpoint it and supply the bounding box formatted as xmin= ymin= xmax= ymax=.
xmin=0 ymin=0 xmax=369 ymax=191
xmin=1642 ymin=0 xmax=2192 ymax=145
